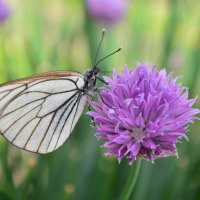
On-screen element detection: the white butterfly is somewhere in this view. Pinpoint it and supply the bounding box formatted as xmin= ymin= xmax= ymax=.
xmin=0 ymin=30 xmax=121 ymax=154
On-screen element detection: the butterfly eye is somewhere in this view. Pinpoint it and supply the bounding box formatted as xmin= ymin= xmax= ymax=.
xmin=93 ymin=68 xmax=100 ymax=75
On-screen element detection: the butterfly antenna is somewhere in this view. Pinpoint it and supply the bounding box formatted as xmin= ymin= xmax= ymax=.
xmin=93 ymin=28 xmax=106 ymax=68
xmin=95 ymin=47 xmax=122 ymax=67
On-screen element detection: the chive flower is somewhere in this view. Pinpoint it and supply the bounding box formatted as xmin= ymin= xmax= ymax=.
xmin=0 ymin=0 xmax=10 ymax=22
xmin=88 ymin=64 xmax=200 ymax=164
xmin=86 ymin=0 xmax=127 ymax=25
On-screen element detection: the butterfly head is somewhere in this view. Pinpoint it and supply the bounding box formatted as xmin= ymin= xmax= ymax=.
xmin=84 ymin=67 xmax=100 ymax=79
xmin=83 ymin=67 xmax=100 ymax=93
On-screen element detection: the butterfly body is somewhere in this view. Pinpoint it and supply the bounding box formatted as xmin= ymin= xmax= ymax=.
xmin=0 ymin=69 xmax=99 ymax=154
xmin=83 ymin=67 xmax=100 ymax=95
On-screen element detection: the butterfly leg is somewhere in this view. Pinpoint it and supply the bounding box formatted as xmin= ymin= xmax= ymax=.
xmin=87 ymin=103 xmax=96 ymax=127
xmin=86 ymin=94 xmax=96 ymax=127
xmin=82 ymin=89 xmax=96 ymax=127
xmin=94 ymin=88 xmax=113 ymax=109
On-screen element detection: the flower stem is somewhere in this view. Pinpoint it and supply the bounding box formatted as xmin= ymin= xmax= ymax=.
xmin=120 ymin=159 xmax=142 ymax=200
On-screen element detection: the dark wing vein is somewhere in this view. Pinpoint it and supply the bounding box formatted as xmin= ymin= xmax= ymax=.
xmin=36 ymin=92 xmax=80 ymax=153
xmin=0 ymin=96 xmax=49 ymax=120
xmin=29 ymin=78 xmax=80 ymax=90
xmin=0 ymin=85 xmax=28 ymax=116
xmin=24 ymin=118 xmax=42 ymax=149
xmin=40 ymin=91 xmax=79 ymax=118
xmin=46 ymin=93 xmax=80 ymax=152
xmin=36 ymin=112 xmax=56 ymax=152
xmin=3 ymin=102 xmax=43 ymax=135
xmin=0 ymin=91 xmax=10 ymax=101
xmin=10 ymin=105 xmax=42 ymax=142
xmin=0 ymin=84 xmax=25 ymax=95
xmin=70 ymin=93 xmax=82 ymax=133
xmin=53 ymin=93 xmax=81 ymax=151
xmin=22 ymin=88 xmax=78 ymax=96
xmin=0 ymin=71 xmax=83 ymax=88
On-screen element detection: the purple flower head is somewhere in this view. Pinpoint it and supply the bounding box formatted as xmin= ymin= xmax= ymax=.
xmin=86 ymin=0 xmax=127 ymax=25
xmin=88 ymin=64 xmax=200 ymax=164
xmin=0 ymin=0 xmax=10 ymax=22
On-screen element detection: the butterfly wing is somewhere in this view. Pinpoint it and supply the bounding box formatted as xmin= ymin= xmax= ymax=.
xmin=0 ymin=71 xmax=87 ymax=153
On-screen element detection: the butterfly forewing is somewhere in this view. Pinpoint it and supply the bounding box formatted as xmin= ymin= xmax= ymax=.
xmin=0 ymin=71 xmax=87 ymax=153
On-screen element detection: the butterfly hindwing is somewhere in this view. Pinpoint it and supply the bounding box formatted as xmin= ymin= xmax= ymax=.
xmin=0 ymin=71 xmax=87 ymax=153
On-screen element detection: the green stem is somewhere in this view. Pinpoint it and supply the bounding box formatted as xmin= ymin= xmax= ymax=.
xmin=120 ymin=159 xmax=142 ymax=200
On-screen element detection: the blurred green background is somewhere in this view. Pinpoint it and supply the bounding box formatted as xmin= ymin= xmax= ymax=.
xmin=0 ymin=0 xmax=199 ymax=200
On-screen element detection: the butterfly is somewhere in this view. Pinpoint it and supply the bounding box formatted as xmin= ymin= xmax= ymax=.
xmin=0 ymin=30 xmax=121 ymax=154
